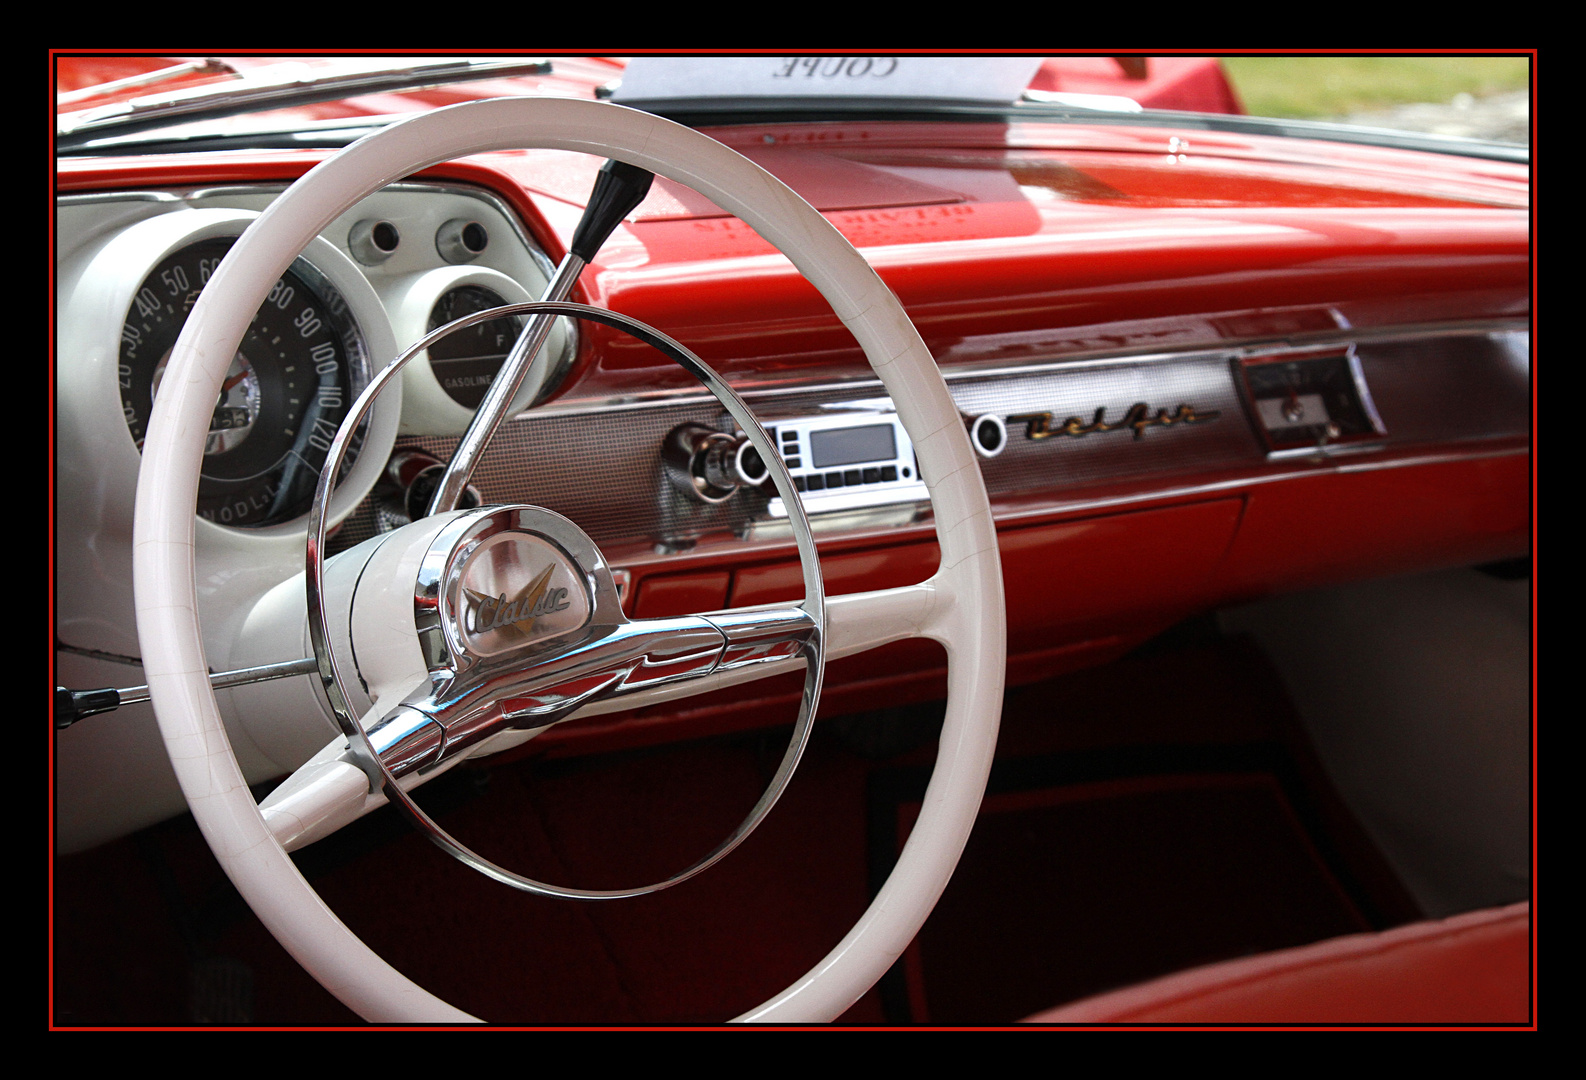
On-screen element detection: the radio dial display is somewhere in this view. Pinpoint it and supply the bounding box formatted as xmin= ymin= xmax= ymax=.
xmin=809 ymin=423 xmax=897 ymax=469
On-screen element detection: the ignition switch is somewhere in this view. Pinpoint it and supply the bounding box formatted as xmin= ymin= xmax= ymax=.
xmin=662 ymin=423 xmax=766 ymax=503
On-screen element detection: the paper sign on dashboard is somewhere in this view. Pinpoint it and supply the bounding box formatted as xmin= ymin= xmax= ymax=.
xmin=612 ymin=57 xmax=1045 ymax=105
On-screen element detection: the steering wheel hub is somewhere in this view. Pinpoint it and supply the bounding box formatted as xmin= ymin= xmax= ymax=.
xmin=432 ymin=508 xmax=608 ymax=667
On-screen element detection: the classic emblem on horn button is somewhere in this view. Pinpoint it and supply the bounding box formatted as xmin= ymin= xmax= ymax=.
xmin=463 ymin=564 xmax=571 ymax=635
xmin=451 ymin=530 xmax=591 ymax=657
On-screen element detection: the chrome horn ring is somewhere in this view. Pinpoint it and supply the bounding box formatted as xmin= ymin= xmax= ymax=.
xmin=306 ymin=300 xmax=825 ymax=899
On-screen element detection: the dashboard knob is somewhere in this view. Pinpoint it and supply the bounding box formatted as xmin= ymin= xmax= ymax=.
xmin=663 ymin=423 xmax=739 ymax=504
xmin=969 ymin=413 xmax=1007 ymax=458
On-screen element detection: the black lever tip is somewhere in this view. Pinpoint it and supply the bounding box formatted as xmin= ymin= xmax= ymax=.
xmin=569 ymin=159 xmax=655 ymax=262
xmin=56 ymin=686 xmax=122 ymax=729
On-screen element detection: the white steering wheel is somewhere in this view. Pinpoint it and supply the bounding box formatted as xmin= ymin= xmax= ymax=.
xmin=133 ymin=97 xmax=1005 ymax=1024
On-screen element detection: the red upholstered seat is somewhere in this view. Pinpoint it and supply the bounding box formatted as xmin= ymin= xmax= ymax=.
xmin=1023 ymin=902 xmax=1531 ymax=1025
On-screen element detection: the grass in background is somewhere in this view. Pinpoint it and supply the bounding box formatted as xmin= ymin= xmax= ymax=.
xmin=1219 ymin=56 xmax=1531 ymax=119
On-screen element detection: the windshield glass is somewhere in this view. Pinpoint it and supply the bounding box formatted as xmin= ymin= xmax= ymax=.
xmin=1217 ymin=55 xmax=1529 ymax=145
xmin=53 ymin=53 xmax=1532 ymax=156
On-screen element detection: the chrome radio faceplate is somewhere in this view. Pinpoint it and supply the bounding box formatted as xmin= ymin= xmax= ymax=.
xmin=763 ymin=410 xmax=928 ymax=518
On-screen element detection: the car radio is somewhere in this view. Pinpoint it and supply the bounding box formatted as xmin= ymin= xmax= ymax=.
xmin=762 ymin=410 xmax=929 ymax=517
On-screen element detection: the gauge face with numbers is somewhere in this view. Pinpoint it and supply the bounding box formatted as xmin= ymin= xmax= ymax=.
xmin=426 ymin=284 xmax=526 ymax=409
xmin=118 ymin=238 xmax=366 ymax=528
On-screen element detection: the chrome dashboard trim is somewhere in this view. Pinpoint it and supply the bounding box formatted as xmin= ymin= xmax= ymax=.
xmin=1253 ymin=346 xmax=1391 ymax=462
xmin=332 ymin=322 xmax=1527 ymax=557
xmin=56 ymin=190 xmax=184 ymax=207
xmin=938 ymin=320 xmax=1530 ymax=383
xmin=732 ymin=440 xmax=1529 ymax=560
xmin=529 ymin=320 xmax=1530 ymax=421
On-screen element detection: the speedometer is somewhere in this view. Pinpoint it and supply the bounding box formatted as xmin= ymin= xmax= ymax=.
xmin=118 ymin=238 xmax=366 ymax=528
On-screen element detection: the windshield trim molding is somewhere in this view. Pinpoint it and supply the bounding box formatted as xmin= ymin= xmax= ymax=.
xmin=644 ymin=99 xmax=1531 ymax=164
xmin=55 ymin=97 xmax=1529 ymax=167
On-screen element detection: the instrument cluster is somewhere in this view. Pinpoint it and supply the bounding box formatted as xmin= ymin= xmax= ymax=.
xmin=57 ymin=182 xmax=576 ymax=535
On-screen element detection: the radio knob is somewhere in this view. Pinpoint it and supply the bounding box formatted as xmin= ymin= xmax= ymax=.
xmin=734 ymin=440 xmax=769 ymax=485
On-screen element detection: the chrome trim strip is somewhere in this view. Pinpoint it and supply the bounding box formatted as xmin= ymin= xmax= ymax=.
xmin=1347 ymin=349 xmax=1389 ymax=437
xmin=665 ymin=440 xmax=1530 ymax=571
xmin=950 ymin=321 xmax=1530 ymax=382
xmin=55 ymin=190 xmax=183 ymax=207
xmin=1236 ymin=320 xmax=1530 ymax=356
xmin=527 ymin=321 xmax=1530 ymax=421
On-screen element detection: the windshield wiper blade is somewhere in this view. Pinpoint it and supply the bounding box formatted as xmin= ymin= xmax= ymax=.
xmin=56 ymin=57 xmax=552 ymax=151
xmin=56 ymin=57 xmax=237 ymax=107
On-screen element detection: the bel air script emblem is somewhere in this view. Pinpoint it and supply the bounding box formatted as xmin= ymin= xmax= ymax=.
xmin=463 ymin=564 xmax=571 ymax=637
xmin=1007 ymin=402 xmax=1220 ymax=442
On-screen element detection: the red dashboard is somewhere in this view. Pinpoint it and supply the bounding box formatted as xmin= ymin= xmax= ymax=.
xmin=52 ymin=56 xmax=1533 ymax=1026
